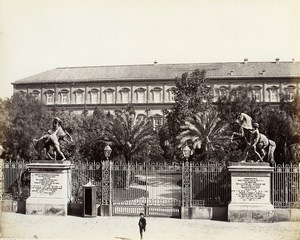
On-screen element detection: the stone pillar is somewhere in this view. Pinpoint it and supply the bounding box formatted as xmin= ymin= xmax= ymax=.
xmin=100 ymin=160 xmax=113 ymax=216
xmin=181 ymin=160 xmax=192 ymax=219
xmin=228 ymin=162 xmax=274 ymax=222
xmin=26 ymin=161 xmax=73 ymax=216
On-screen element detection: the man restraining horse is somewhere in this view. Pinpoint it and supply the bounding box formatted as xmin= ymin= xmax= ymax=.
xmin=232 ymin=113 xmax=276 ymax=164
xmin=34 ymin=117 xmax=73 ymax=161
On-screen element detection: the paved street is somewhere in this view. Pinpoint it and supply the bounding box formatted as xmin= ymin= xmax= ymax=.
xmin=1 ymin=212 xmax=300 ymax=240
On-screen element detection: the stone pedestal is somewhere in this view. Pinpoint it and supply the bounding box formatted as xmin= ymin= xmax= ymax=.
xmin=26 ymin=161 xmax=73 ymax=216
xmin=228 ymin=162 xmax=274 ymax=222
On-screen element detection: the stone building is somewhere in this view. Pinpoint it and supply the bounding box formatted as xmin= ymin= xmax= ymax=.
xmin=12 ymin=59 xmax=300 ymax=128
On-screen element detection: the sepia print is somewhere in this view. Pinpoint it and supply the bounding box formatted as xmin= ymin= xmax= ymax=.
xmin=0 ymin=0 xmax=300 ymax=239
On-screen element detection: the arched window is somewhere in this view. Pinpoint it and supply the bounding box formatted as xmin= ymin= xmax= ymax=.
xmin=74 ymin=89 xmax=84 ymax=104
xmin=215 ymin=86 xmax=229 ymax=98
xmin=89 ymin=88 xmax=99 ymax=104
xmin=151 ymin=87 xmax=162 ymax=103
xmin=166 ymin=87 xmax=176 ymax=102
xmin=267 ymin=86 xmax=279 ymax=102
xmin=30 ymin=90 xmax=40 ymax=99
xmin=151 ymin=114 xmax=163 ymax=130
xmin=119 ymin=88 xmax=130 ymax=103
xmin=135 ymin=87 xmax=146 ymax=103
xmin=284 ymin=85 xmax=297 ymax=102
xmin=44 ymin=90 xmax=55 ymax=104
xmin=18 ymin=90 xmax=26 ymax=97
xmin=252 ymin=86 xmax=262 ymax=102
xmin=59 ymin=89 xmax=69 ymax=104
xmin=104 ymin=88 xmax=115 ymax=104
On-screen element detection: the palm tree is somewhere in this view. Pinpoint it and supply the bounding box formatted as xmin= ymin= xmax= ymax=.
xmin=177 ymin=109 xmax=229 ymax=162
xmin=105 ymin=107 xmax=163 ymax=188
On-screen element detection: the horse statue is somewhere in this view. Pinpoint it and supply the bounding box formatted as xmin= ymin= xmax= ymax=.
xmin=33 ymin=117 xmax=73 ymax=161
xmin=231 ymin=113 xmax=276 ymax=165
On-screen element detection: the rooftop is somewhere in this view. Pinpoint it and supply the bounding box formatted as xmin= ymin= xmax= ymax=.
xmin=13 ymin=61 xmax=300 ymax=85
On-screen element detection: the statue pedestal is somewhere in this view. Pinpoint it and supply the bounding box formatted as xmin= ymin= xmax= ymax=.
xmin=26 ymin=161 xmax=73 ymax=216
xmin=228 ymin=162 xmax=274 ymax=222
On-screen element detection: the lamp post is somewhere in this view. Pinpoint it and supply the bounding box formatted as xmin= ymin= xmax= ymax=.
xmin=101 ymin=145 xmax=113 ymax=216
xmin=182 ymin=145 xmax=191 ymax=162
xmin=182 ymin=145 xmax=192 ymax=209
xmin=104 ymin=145 xmax=112 ymax=160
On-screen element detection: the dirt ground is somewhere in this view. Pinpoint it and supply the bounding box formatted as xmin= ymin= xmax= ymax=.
xmin=1 ymin=212 xmax=300 ymax=240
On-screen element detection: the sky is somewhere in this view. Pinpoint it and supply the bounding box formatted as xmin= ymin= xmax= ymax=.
xmin=0 ymin=0 xmax=299 ymax=99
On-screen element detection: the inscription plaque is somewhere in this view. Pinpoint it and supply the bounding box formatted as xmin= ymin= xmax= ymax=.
xmin=31 ymin=172 xmax=64 ymax=198
xmin=231 ymin=176 xmax=270 ymax=204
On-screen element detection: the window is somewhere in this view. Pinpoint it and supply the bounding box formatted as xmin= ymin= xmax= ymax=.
xmin=267 ymin=86 xmax=279 ymax=102
xmin=59 ymin=89 xmax=69 ymax=104
xmin=30 ymin=90 xmax=40 ymax=99
xmin=252 ymin=86 xmax=262 ymax=102
xmin=89 ymin=89 xmax=99 ymax=104
xmin=135 ymin=88 xmax=146 ymax=103
xmin=216 ymin=86 xmax=229 ymax=99
xmin=151 ymin=87 xmax=162 ymax=103
xmin=167 ymin=87 xmax=176 ymax=102
xmin=120 ymin=88 xmax=130 ymax=103
xmin=151 ymin=114 xmax=163 ymax=130
xmin=74 ymin=89 xmax=84 ymax=104
xmin=104 ymin=88 xmax=114 ymax=104
xmin=44 ymin=90 xmax=54 ymax=104
xmin=285 ymin=85 xmax=296 ymax=102
xmin=18 ymin=91 xmax=26 ymax=97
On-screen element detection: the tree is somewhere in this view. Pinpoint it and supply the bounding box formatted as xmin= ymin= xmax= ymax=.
xmin=80 ymin=107 xmax=109 ymax=162
xmin=163 ymin=69 xmax=213 ymax=161
xmin=105 ymin=106 xmax=163 ymax=163
xmin=177 ymin=108 xmax=230 ymax=162
xmin=216 ymin=86 xmax=265 ymax=125
xmin=4 ymin=93 xmax=52 ymax=160
xmin=0 ymin=98 xmax=9 ymax=146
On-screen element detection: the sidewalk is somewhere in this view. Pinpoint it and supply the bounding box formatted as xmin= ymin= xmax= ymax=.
xmin=1 ymin=212 xmax=300 ymax=240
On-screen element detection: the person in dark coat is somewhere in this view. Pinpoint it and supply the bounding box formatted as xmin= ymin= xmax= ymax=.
xmin=138 ymin=213 xmax=146 ymax=239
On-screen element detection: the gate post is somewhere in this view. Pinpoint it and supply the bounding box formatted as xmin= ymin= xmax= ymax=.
xmin=100 ymin=160 xmax=113 ymax=216
xmin=181 ymin=159 xmax=192 ymax=219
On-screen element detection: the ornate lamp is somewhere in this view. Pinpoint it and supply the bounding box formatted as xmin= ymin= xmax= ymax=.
xmin=182 ymin=145 xmax=191 ymax=161
xmin=104 ymin=145 xmax=112 ymax=160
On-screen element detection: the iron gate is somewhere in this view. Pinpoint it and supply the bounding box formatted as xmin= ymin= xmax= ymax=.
xmin=112 ymin=162 xmax=182 ymax=217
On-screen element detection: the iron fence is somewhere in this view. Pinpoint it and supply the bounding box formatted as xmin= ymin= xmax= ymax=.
xmin=272 ymin=164 xmax=300 ymax=208
xmin=71 ymin=161 xmax=102 ymax=203
xmin=112 ymin=162 xmax=182 ymax=217
xmin=2 ymin=160 xmax=300 ymax=211
xmin=3 ymin=159 xmax=29 ymax=195
xmin=191 ymin=162 xmax=230 ymax=207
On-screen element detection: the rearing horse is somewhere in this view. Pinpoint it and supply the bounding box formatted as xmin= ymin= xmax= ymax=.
xmin=34 ymin=118 xmax=73 ymax=161
xmin=231 ymin=113 xmax=276 ymax=164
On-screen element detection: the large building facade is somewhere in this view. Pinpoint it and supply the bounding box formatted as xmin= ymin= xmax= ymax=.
xmin=12 ymin=60 xmax=300 ymax=126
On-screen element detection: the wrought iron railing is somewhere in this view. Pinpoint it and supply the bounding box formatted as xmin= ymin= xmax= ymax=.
xmin=2 ymin=160 xmax=300 ymax=210
xmin=191 ymin=162 xmax=230 ymax=207
xmin=272 ymin=164 xmax=300 ymax=209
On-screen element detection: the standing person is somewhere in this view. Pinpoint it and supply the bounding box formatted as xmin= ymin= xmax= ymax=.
xmin=138 ymin=213 xmax=146 ymax=239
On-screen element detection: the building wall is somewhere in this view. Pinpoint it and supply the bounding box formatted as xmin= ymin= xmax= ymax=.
xmin=13 ymin=78 xmax=300 ymax=117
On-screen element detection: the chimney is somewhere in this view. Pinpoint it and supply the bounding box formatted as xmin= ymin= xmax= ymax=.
xmin=275 ymin=58 xmax=280 ymax=63
xmin=154 ymin=61 xmax=158 ymax=65
xmin=243 ymin=58 xmax=248 ymax=64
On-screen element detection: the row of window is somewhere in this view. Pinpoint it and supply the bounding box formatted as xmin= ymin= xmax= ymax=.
xmin=23 ymin=84 xmax=298 ymax=104
xmin=27 ymin=87 xmax=176 ymax=105
xmin=214 ymin=85 xmax=298 ymax=102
